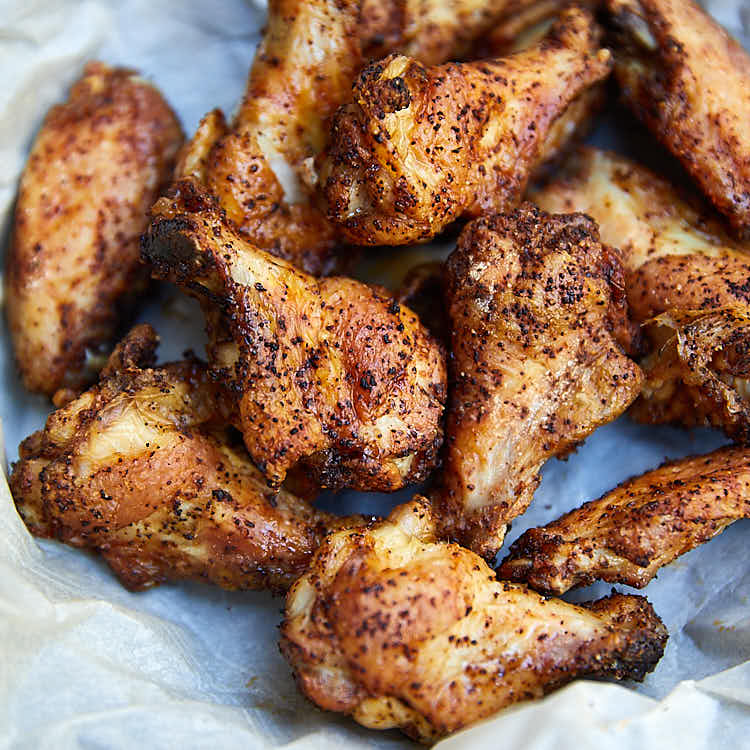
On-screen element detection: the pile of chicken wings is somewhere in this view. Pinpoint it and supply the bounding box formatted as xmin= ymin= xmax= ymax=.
xmin=6 ymin=0 xmax=750 ymax=742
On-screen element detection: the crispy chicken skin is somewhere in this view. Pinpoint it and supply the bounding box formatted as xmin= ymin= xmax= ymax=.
xmin=499 ymin=446 xmax=750 ymax=594
xmin=142 ymin=181 xmax=447 ymax=492
xmin=632 ymin=308 xmax=750 ymax=443
xmin=319 ymin=7 xmax=612 ymax=246
xmin=531 ymin=147 xmax=750 ymax=326
xmin=5 ymin=62 xmax=183 ymax=396
xmin=436 ymin=204 xmax=643 ymax=559
xmin=606 ymin=0 xmax=750 ymax=236
xmin=9 ymin=325 xmax=362 ymax=592
xmin=280 ymin=498 xmax=667 ymax=743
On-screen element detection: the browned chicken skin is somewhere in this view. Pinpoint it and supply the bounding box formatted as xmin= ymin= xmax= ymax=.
xmin=179 ymin=0 xmax=569 ymax=273
xmin=436 ymin=204 xmax=643 ymax=559
xmin=142 ymin=181 xmax=447 ymax=492
xmin=633 ymin=308 xmax=750 ymax=442
xmin=531 ymin=148 xmax=750 ymax=439
xmin=319 ymin=7 xmax=612 ymax=246
xmin=499 ymin=446 xmax=750 ymax=594
xmin=606 ymin=0 xmax=750 ymax=236
xmin=281 ymin=497 xmax=667 ymax=742
xmin=5 ymin=62 xmax=183 ymax=396
xmin=9 ymin=325 xmax=363 ymax=592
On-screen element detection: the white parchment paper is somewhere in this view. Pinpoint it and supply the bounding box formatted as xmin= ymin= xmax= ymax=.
xmin=0 ymin=1 xmax=748 ymax=747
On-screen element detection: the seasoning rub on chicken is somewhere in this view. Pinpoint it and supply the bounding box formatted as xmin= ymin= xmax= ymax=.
xmin=499 ymin=445 xmax=750 ymax=594
xmin=280 ymin=497 xmax=667 ymax=742
xmin=435 ymin=204 xmax=642 ymax=559
xmin=10 ymin=325 xmax=363 ymax=592
xmin=141 ymin=181 xmax=447 ymax=492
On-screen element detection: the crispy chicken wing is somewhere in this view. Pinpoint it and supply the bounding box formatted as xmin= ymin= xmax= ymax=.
xmin=319 ymin=7 xmax=611 ymax=246
xmin=10 ymin=325 xmax=362 ymax=592
xmin=142 ymin=181 xmax=447 ymax=492
xmin=435 ymin=204 xmax=642 ymax=559
xmin=530 ymin=147 xmax=750 ymax=325
xmin=499 ymin=446 xmax=750 ymax=594
xmin=280 ymin=497 xmax=667 ymax=742
xmin=632 ymin=308 xmax=750 ymax=442
xmin=606 ymin=0 xmax=750 ymax=236
xmin=5 ymin=62 xmax=183 ymax=396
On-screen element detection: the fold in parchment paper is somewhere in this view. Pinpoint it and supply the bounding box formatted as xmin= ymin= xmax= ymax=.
xmin=0 ymin=1 xmax=749 ymax=748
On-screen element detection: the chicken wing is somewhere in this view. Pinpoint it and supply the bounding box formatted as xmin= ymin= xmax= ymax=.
xmin=319 ymin=7 xmax=611 ymax=246
xmin=606 ymin=0 xmax=750 ymax=236
xmin=530 ymin=147 xmax=750 ymax=326
xmin=141 ymin=181 xmax=447 ymax=492
xmin=435 ymin=204 xmax=642 ymax=559
xmin=499 ymin=445 xmax=750 ymax=594
xmin=10 ymin=325 xmax=362 ymax=592
xmin=632 ymin=308 xmax=750 ymax=442
xmin=280 ymin=497 xmax=667 ymax=742
xmin=5 ymin=62 xmax=183 ymax=396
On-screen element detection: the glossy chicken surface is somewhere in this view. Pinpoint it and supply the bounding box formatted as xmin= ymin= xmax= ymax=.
xmin=142 ymin=181 xmax=447 ymax=492
xmin=6 ymin=62 xmax=183 ymax=396
xmin=281 ymin=498 xmax=667 ymax=742
xmin=531 ymin=147 xmax=750 ymax=325
xmin=436 ymin=204 xmax=643 ymax=559
xmin=632 ymin=308 xmax=750 ymax=443
xmin=319 ymin=7 xmax=611 ymax=246
xmin=499 ymin=446 xmax=750 ymax=594
xmin=10 ymin=325 xmax=361 ymax=592
xmin=606 ymin=0 xmax=750 ymax=236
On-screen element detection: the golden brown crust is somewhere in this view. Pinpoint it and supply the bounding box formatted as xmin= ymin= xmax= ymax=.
xmin=280 ymin=498 xmax=667 ymax=742
xmin=435 ymin=204 xmax=643 ymax=559
xmin=632 ymin=308 xmax=750 ymax=442
xmin=319 ymin=7 xmax=612 ymax=246
xmin=530 ymin=146 xmax=750 ymax=325
xmin=9 ymin=326 xmax=363 ymax=592
xmin=606 ymin=0 xmax=750 ymax=235
xmin=142 ymin=181 xmax=447 ymax=492
xmin=499 ymin=446 xmax=750 ymax=593
xmin=6 ymin=61 xmax=184 ymax=396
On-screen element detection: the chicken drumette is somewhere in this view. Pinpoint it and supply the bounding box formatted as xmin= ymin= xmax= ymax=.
xmin=435 ymin=204 xmax=642 ymax=559
xmin=319 ymin=7 xmax=611 ymax=246
xmin=6 ymin=62 xmax=183 ymax=397
xmin=141 ymin=181 xmax=447 ymax=492
xmin=606 ymin=0 xmax=750 ymax=236
xmin=10 ymin=325 xmax=362 ymax=592
xmin=281 ymin=497 xmax=667 ymax=742
xmin=499 ymin=445 xmax=750 ymax=594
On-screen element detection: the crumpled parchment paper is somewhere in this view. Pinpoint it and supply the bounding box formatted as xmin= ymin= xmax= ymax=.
xmin=0 ymin=1 xmax=748 ymax=747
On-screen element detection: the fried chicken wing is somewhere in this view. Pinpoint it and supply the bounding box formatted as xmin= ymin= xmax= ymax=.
xmin=530 ymin=147 xmax=750 ymax=325
xmin=606 ymin=0 xmax=750 ymax=236
xmin=10 ymin=325 xmax=362 ymax=592
xmin=632 ymin=308 xmax=750 ymax=442
xmin=319 ymin=7 xmax=611 ymax=246
xmin=499 ymin=446 xmax=750 ymax=594
xmin=5 ymin=62 xmax=183 ymax=396
xmin=141 ymin=181 xmax=447 ymax=492
xmin=280 ymin=498 xmax=667 ymax=742
xmin=435 ymin=204 xmax=642 ymax=559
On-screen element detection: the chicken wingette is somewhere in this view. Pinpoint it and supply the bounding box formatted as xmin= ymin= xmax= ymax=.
xmin=141 ymin=181 xmax=447 ymax=492
xmin=435 ymin=204 xmax=642 ymax=559
xmin=179 ymin=0 xmax=570 ymax=273
xmin=499 ymin=446 xmax=750 ymax=594
xmin=10 ymin=325 xmax=363 ymax=592
xmin=280 ymin=497 xmax=667 ymax=743
xmin=606 ymin=0 xmax=750 ymax=236
xmin=319 ymin=6 xmax=612 ymax=246
xmin=5 ymin=62 xmax=183 ymax=397
xmin=531 ymin=147 xmax=750 ymax=325
xmin=531 ymin=147 xmax=750 ymax=440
